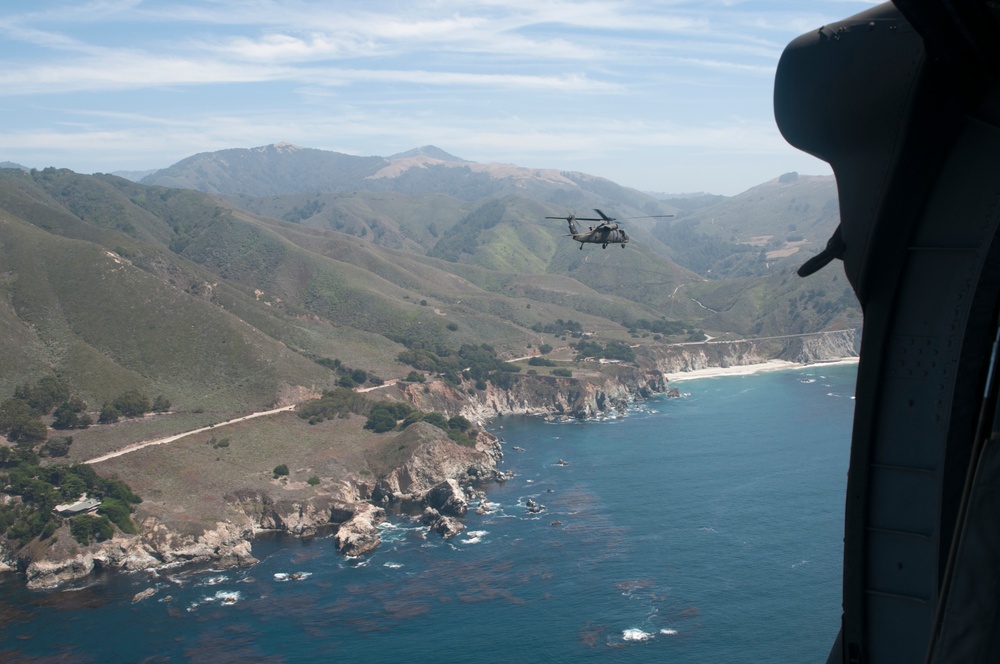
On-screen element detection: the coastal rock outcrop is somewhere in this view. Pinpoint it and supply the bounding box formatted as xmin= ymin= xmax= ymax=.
xmin=23 ymin=519 xmax=257 ymax=590
xmin=424 ymin=478 xmax=469 ymax=516
xmin=333 ymin=503 xmax=385 ymax=556
xmin=421 ymin=506 xmax=466 ymax=538
xmin=452 ymin=370 xmax=667 ymax=422
xmin=370 ymin=423 xmax=502 ymax=506
xmin=226 ymin=489 xmax=340 ymax=537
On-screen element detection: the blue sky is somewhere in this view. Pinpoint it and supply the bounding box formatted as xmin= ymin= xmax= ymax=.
xmin=0 ymin=0 xmax=877 ymax=195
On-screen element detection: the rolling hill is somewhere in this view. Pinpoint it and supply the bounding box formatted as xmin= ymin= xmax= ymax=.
xmin=1 ymin=149 xmax=858 ymax=413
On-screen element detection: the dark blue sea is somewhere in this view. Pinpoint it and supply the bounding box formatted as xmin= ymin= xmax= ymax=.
xmin=0 ymin=364 xmax=856 ymax=663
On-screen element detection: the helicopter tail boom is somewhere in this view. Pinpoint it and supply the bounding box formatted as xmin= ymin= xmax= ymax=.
xmin=545 ymin=214 xmax=580 ymax=237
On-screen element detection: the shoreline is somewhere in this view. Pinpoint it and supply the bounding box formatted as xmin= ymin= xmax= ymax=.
xmin=666 ymin=357 xmax=859 ymax=383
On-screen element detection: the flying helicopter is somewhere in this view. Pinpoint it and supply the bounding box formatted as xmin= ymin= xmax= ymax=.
xmin=545 ymin=209 xmax=673 ymax=249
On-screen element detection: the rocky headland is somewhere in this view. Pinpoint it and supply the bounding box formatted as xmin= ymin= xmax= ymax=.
xmin=5 ymin=330 xmax=859 ymax=589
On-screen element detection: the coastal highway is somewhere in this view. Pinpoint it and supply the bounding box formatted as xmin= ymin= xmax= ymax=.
xmin=667 ymin=329 xmax=853 ymax=346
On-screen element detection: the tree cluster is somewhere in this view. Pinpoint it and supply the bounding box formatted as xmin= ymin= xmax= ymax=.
xmin=625 ymin=318 xmax=690 ymax=337
xmin=314 ymin=357 xmax=383 ymax=389
xmin=530 ymin=319 xmax=583 ymax=335
xmin=0 ymin=446 xmax=142 ymax=547
xmin=571 ymin=339 xmax=636 ymax=363
xmin=297 ymin=387 xmax=369 ymax=424
xmin=362 ymin=400 xmax=478 ymax=447
xmin=98 ymin=390 xmax=170 ymax=424
xmin=0 ymin=376 xmax=89 ymax=445
xmin=397 ymin=342 xmax=519 ymax=390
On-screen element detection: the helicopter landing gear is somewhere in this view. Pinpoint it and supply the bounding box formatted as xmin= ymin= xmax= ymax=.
xmin=602 ymin=243 xmax=608 ymax=248
xmin=621 ymin=243 xmax=626 ymax=248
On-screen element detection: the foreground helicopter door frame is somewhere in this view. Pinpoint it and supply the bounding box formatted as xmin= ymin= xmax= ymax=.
xmin=775 ymin=1 xmax=1000 ymax=662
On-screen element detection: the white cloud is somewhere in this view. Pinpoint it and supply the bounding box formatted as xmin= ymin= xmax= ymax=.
xmin=0 ymin=0 xmax=870 ymax=192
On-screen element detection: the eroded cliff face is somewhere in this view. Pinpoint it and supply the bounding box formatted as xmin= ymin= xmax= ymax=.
xmin=395 ymin=366 xmax=666 ymax=422
xmin=463 ymin=370 xmax=667 ymax=421
xmin=397 ymin=330 xmax=858 ymax=422
xmin=777 ymin=328 xmax=861 ymax=363
xmin=371 ymin=425 xmax=503 ymax=505
xmin=24 ymin=519 xmax=257 ymax=590
xmin=646 ymin=328 xmax=860 ymax=375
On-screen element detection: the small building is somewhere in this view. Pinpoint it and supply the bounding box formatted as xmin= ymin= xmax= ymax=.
xmin=54 ymin=497 xmax=102 ymax=517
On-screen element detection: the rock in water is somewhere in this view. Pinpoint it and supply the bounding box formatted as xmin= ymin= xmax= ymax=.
xmin=333 ymin=504 xmax=386 ymax=556
xmin=424 ymin=479 xmax=469 ymax=516
xmin=421 ymin=507 xmax=466 ymax=538
xmin=132 ymin=588 xmax=157 ymax=604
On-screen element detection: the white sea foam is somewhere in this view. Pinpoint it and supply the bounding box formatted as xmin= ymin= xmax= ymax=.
xmin=216 ymin=591 xmax=241 ymax=605
xmin=187 ymin=590 xmax=242 ymax=611
xmin=198 ymin=575 xmax=228 ymax=586
xmin=660 ymin=628 xmax=679 ymax=636
xmin=383 ymin=562 xmax=404 ymax=569
xmin=461 ymin=530 xmax=488 ymax=544
xmin=622 ymin=628 xmax=655 ymax=641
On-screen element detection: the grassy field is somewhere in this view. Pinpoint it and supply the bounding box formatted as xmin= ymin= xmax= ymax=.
xmin=93 ymin=411 xmax=382 ymax=525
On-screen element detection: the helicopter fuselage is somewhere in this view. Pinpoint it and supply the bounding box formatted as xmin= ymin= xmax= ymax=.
xmin=572 ymin=226 xmax=629 ymax=248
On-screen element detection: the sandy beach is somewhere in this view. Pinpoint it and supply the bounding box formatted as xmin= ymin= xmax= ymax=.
xmin=666 ymin=357 xmax=860 ymax=383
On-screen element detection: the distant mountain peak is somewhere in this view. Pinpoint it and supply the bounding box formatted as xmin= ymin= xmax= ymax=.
xmin=253 ymin=142 xmax=305 ymax=153
xmin=389 ymin=146 xmax=466 ymax=162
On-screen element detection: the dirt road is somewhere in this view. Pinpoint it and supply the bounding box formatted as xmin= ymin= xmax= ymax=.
xmin=84 ymin=405 xmax=297 ymax=464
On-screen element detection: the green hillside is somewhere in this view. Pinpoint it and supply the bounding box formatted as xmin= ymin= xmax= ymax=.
xmin=652 ymin=173 xmax=839 ymax=278
xmin=0 ymin=211 xmax=330 ymax=412
xmin=0 ymin=157 xmax=858 ymax=420
xmin=0 ymin=167 xmax=686 ymax=415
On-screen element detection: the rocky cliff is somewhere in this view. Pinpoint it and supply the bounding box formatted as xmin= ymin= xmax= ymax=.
xmin=396 ymin=329 xmax=859 ymax=422
xmin=15 ymin=422 xmax=506 ymax=589
xmin=10 ymin=330 xmax=860 ymax=589
xmin=646 ymin=328 xmax=860 ymax=375
xmin=23 ymin=519 xmax=257 ymax=590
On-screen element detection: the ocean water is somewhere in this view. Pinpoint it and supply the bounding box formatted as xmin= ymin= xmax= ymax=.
xmin=0 ymin=364 xmax=856 ymax=663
